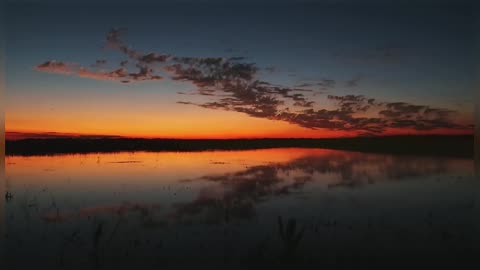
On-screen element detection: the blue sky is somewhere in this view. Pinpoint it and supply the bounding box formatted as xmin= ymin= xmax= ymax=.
xmin=4 ymin=2 xmax=477 ymax=138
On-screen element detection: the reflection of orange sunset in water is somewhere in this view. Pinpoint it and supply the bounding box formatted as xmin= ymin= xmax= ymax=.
xmin=5 ymin=150 xmax=479 ymax=269
xmin=5 ymin=149 xmax=302 ymax=195
xmin=5 ymin=148 xmax=477 ymax=244
xmin=6 ymin=149 xmax=474 ymax=196
xmin=5 ymin=149 xmax=332 ymax=188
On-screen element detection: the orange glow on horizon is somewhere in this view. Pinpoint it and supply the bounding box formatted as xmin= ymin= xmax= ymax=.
xmin=6 ymin=87 xmax=474 ymax=141
xmin=6 ymin=94 xmax=474 ymax=141
xmin=5 ymin=127 xmax=473 ymax=141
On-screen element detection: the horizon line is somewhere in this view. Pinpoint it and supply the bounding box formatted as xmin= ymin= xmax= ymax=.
xmin=5 ymin=130 xmax=475 ymax=141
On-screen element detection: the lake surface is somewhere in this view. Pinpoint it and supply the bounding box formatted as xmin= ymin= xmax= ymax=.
xmin=4 ymin=148 xmax=480 ymax=269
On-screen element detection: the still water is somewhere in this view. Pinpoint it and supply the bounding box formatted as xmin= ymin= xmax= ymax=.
xmin=4 ymin=148 xmax=480 ymax=269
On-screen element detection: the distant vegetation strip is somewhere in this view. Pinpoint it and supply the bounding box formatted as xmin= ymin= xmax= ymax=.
xmin=5 ymin=135 xmax=474 ymax=158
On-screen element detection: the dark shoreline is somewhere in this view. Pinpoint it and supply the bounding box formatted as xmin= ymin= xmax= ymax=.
xmin=5 ymin=135 xmax=474 ymax=158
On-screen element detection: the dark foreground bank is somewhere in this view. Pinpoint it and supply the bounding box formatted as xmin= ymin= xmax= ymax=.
xmin=5 ymin=135 xmax=474 ymax=158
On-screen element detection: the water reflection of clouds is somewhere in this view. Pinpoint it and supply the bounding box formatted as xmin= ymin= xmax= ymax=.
xmin=170 ymin=152 xmax=472 ymax=223
xmin=5 ymin=149 xmax=477 ymax=269
xmin=26 ymin=150 xmax=472 ymax=225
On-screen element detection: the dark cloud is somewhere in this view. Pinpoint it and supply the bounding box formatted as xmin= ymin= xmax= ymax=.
xmin=35 ymin=59 xmax=163 ymax=83
xmin=293 ymin=100 xmax=315 ymax=108
xmin=35 ymin=61 xmax=133 ymax=81
xmin=327 ymin=95 xmax=372 ymax=112
xmin=139 ymin=53 xmax=171 ymax=63
xmin=127 ymin=64 xmax=164 ymax=82
xmin=176 ymin=101 xmax=194 ymax=105
xmin=105 ymin=28 xmax=169 ymax=82
xmin=36 ymin=60 xmax=72 ymax=74
xmin=166 ymin=57 xmax=258 ymax=86
xmin=164 ymin=54 xmax=317 ymax=115
xmin=106 ymin=27 xmax=143 ymax=60
xmin=296 ymin=79 xmax=335 ymax=90
xmin=35 ymin=29 xmax=472 ymax=134
xmin=378 ymin=102 xmax=464 ymax=130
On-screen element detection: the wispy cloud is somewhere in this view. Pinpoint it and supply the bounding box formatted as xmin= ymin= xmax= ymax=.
xmin=34 ymin=28 xmax=473 ymax=135
xmin=35 ymin=60 xmax=163 ymax=83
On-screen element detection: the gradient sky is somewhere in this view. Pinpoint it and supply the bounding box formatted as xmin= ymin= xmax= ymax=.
xmin=4 ymin=1 xmax=477 ymax=139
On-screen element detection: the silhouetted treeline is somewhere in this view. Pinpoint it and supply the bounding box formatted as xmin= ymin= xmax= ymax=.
xmin=5 ymin=135 xmax=474 ymax=158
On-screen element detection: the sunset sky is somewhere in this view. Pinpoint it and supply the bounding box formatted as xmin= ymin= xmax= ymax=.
xmin=5 ymin=1 xmax=476 ymax=139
